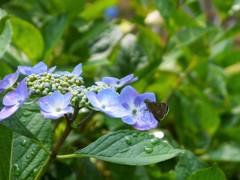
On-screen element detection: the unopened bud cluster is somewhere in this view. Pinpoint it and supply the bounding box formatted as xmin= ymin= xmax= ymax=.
xmin=26 ymin=72 xmax=84 ymax=104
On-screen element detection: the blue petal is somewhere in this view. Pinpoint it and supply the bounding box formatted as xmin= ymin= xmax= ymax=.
xmin=39 ymin=96 xmax=56 ymax=112
xmin=133 ymin=111 xmax=158 ymax=130
xmin=102 ymin=77 xmax=118 ymax=85
xmin=32 ymin=62 xmax=48 ymax=74
xmin=3 ymin=91 xmax=21 ymax=106
xmin=0 ymin=105 xmax=20 ymax=121
xmin=87 ymin=88 xmax=129 ymax=118
xmin=0 ymin=70 xmax=19 ymax=92
xmin=119 ymin=85 xmax=138 ymax=107
xmin=121 ymin=116 xmax=137 ymax=125
xmin=16 ymin=80 xmax=29 ymax=102
xmin=48 ymin=66 xmax=56 ymax=73
xmin=18 ymin=66 xmax=32 ymax=76
xmin=85 ymin=91 xmax=103 ymax=111
xmin=135 ymin=92 xmax=156 ymax=110
xmin=41 ymin=106 xmax=73 ymax=119
xmin=72 ymin=63 xmax=82 ymax=77
xmin=3 ymin=80 xmax=29 ymax=106
xmin=96 ymin=88 xmax=119 ymax=105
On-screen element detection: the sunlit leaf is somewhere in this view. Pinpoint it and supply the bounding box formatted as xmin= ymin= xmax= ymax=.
xmin=0 ymin=10 xmax=11 ymax=58
xmin=10 ymin=17 xmax=44 ymax=62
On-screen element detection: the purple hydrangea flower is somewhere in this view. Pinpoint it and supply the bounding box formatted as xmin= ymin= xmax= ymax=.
xmin=95 ymin=74 xmax=138 ymax=89
xmin=18 ymin=62 xmax=56 ymax=76
xmin=86 ymin=88 xmax=129 ymax=118
xmin=39 ymin=91 xmax=73 ymax=119
xmin=0 ymin=70 xmax=20 ymax=92
xmin=119 ymin=86 xmax=158 ymax=130
xmin=55 ymin=64 xmax=82 ymax=77
xmin=0 ymin=80 xmax=29 ymax=121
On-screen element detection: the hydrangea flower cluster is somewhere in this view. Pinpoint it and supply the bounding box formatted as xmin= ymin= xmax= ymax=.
xmin=0 ymin=62 xmax=159 ymax=130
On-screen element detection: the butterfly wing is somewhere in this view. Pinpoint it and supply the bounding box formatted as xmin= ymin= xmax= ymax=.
xmin=144 ymin=99 xmax=169 ymax=121
xmin=153 ymin=103 xmax=169 ymax=120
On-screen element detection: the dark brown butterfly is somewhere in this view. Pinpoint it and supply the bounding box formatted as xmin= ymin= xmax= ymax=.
xmin=144 ymin=99 xmax=169 ymax=122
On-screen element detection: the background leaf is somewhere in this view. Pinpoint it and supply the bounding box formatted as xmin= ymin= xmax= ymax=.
xmin=41 ymin=14 xmax=68 ymax=61
xmin=0 ymin=9 xmax=11 ymax=58
xmin=187 ymin=165 xmax=226 ymax=180
xmin=10 ymin=17 xmax=44 ymax=63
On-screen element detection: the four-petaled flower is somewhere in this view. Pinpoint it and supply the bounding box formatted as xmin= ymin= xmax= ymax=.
xmin=0 ymin=70 xmax=19 ymax=92
xmin=0 ymin=80 xmax=29 ymax=120
xmin=95 ymin=74 xmax=138 ymax=89
xmin=18 ymin=62 xmax=56 ymax=76
xmin=119 ymin=86 xmax=158 ymax=130
xmin=86 ymin=88 xmax=129 ymax=118
xmin=39 ymin=91 xmax=73 ymax=119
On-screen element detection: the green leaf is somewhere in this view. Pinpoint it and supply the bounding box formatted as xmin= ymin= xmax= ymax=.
xmin=175 ymin=151 xmax=206 ymax=180
xmin=74 ymin=130 xmax=183 ymax=165
xmin=10 ymin=110 xmax=52 ymax=180
xmin=41 ymin=14 xmax=68 ymax=61
xmin=168 ymin=27 xmax=216 ymax=50
xmin=187 ymin=165 xmax=226 ymax=180
xmin=10 ymin=17 xmax=44 ymax=62
xmin=70 ymin=20 xmax=109 ymax=53
xmin=0 ymin=10 xmax=12 ymax=58
xmin=172 ymin=85 xmax=220 ymax=149
xmin=0 ymin=97 xmax=51 ymax=179
xmin=152 ymin=0 xmax=174 ymax=21
xmin=152 ymin=0 xmax=198 ymax=30
xmin=202 ymin=143 xmax=240 ymax=162
xmin=0 ymin=108 xmax=49 ymax=153
xmin=0 ymin=125 xmax=12 ymax=180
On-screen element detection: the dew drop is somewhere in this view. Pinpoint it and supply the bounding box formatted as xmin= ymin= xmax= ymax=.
xmin=119 ymin=148 xmax=130 ymax=153
xmin=21 ymin=139 xmax=27 ymax=146
xmin=13 ymin=163 xmax=21 ymax=176
xmin=26 ymin=154 xmax=31 ymax=159
xmin=33 ymin=168 xmax=38 ymax=176
xmin=124 ymin=136 xmax=132 ymax=145
xmin=144 ymin=146 xmax=153 ymax=154
xmin=150 ymin=137 xmax=160 ymax=145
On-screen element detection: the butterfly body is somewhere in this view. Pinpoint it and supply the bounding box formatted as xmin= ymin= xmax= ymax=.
xmin=144 ymin=99 xmax=169 ymax=121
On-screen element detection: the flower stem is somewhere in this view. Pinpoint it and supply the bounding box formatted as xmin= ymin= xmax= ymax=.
xmin=34 ymin=117 xmax=73 ymax=180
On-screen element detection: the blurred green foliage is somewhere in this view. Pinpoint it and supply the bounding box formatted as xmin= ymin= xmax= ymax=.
xmin=1 ymin=0 xmax=240 ymax=179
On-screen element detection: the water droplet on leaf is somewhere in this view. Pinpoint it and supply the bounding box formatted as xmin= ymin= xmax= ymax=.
xmin=33 ymin=168 xmax=38 ymax=176
xmin=13 ymin=163 xmax=21 ymax=176
xmin=26 ymin=154 xmax=31 ymax=159
xmin=150 ymin=137 xmax=160 ymax=145
xmin=144 ymin=146 xmax=153 ymax=153
xmin=124 ymin=136 xmax=131 ymax=145
xmin=21 ymin=139 xmax=27 ymax=146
